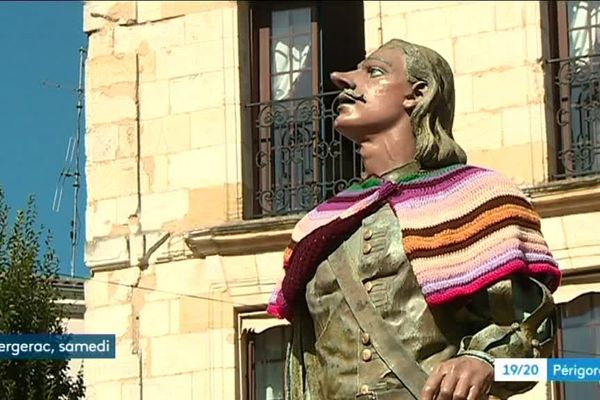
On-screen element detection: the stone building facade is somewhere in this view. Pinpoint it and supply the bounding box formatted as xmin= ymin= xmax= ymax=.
xmin=83 ymin=1 xmax=600 ymax=399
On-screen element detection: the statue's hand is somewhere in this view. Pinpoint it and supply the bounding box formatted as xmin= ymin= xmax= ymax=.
xmin=420 ymin=356 xmax=493 ymax=400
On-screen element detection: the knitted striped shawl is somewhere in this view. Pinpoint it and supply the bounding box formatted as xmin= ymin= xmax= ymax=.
xmin=267 ymin=164 xmax=562 ymax=320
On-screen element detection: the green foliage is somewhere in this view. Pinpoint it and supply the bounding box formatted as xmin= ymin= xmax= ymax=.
xmin=0 ymin=188 xmax=85 ymax=400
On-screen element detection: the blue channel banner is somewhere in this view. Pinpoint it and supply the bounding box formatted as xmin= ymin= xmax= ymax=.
xmin=0 ymin=334 xmax=116 ymax=359
xmin=495 ymin=358 xmax=600 ymax=382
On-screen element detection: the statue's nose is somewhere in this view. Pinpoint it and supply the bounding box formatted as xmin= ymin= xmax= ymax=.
xmin=330 ymin=71 xmax=355 ymax=90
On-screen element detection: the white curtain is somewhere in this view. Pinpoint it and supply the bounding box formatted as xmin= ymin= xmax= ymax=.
xmin=271 ymin=39 xmax=311 ymax=100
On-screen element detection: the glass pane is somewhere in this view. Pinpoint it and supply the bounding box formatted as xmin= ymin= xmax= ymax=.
xmin=271 ymin=37 xmax=291 ymax=74
xmin=253 ymin=326 xmax=291 ymax=400
xmin=291 ymin=71 xmax=312 ymax=98
xmin=272 ymin=10 xmax=290 ymax=38
xmin=568 ymin=1 xmax=600 ymax=56
xmin=292 ymin=34 xmax=311 ymax=71
xmin=272 ymin=73 xmax=291 ymax=100
xmin=291 ymin=8 xmax=311 ymax=34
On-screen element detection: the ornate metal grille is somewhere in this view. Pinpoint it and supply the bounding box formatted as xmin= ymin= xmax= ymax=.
xmin=549 ymin=53 xmax=600 ymax=178
xmin=247 ymin=91 xmax=363 ymax=218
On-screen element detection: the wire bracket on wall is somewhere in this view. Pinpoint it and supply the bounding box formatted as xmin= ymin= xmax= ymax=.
xmin=51 ymin=47 xmax=88 ymax=278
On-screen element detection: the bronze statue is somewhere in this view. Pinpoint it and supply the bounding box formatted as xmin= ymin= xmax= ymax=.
xmin=268 ymin=39 xmax=561 ymax=400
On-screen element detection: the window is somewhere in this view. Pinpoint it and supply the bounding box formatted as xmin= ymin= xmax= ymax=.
xmin=553 ymin=292 xmax=600 ymax=399
xmin=246 ymin=1 xmax=365 ymax=218
xmin=245 ymin=326 xmax=292 ymax=400
xmin=545 ymin=1 xmax=600 ymax=178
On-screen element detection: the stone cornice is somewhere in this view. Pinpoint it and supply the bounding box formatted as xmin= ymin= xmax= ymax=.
xmin=524 ymin=178 xmax=600 ymax=218
xmin=185 ymin=215 xmax=301 ymax=258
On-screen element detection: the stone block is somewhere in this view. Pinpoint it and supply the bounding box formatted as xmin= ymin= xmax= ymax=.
xmin=501 ymin=104 xmax=545 ymax=148
xmin=84 ymin=1 xmax=135 ymax=33
xmin=223 ymin=67 xmax=241 ymax=106
xmin=185 ymin=9 xmax=224 ymax=43
xmin=223 ymin=36 xmax=239 ymax=70
xmin=222 ymin=6 xmax=238 ymax=39
xmin=139 ymin=300 xmax=170 ymax=337
xmin=178 ymin=296 xmax=209 ymax=333
xmin=221 ymin=255 xmax=259 ymax=287
xmin=117 ymin=120 xmax=137 ymax=158
xmin=413 ymin=38 xmax=454 ymax=72
xmin=140 ymin=113 xmax=191 ymax=156
xmin=364 ymin=17 xmax=383 ymax=54
xmin=525 ymin=25 xmax=543 ymax=61
xmin=167 ymin=147 xmax=228 ymax=189
xmin=107 ymin=267 xmax=142 ymax=304
xmin=190 ymin=108 xmax=227 ymax=149
xmin=115 ymin=194 xmax=138 ymax=224
xmin=149 ymin=333 xmax=209 ymax=376
xmin=156 ymin=41 xmax=224 ymax=80
xmin=140 ymin=80 xmax=170 ymax=120
xmin=121 ymin=380 xmax=139 ymax=400
xmin=540 ymin=216 xmax=568 ymax=253
xmin=86 ymin=158 xmax=137 ymax=201
xmin=143 ymin=374 xmax=193 ymax=400
xmin=140 ymin=190 xmax=189 ymax=231
xmin=454 ymin=74 xmax=474 ymax=115
xmin=524 ymin=1 xmax=541 ymax=27
xmin=453 ymin=111 xmax=503 ymax=151
xmin=86 ymin=83 xmax=137 ymax=126
xmin=467 ymin=142 xmax=547 ymax=186
xmin=381 ymin=1 xmax=459 ymax=16
xmin=404 ymin=7 xmax=452 ymax=43
xmin=454 ymin=29 xmax=528 ymax=75
xmin=363 ymin=1 xmax=381 ymax=20
xmin=381 ymin=14 xmax=407 ymax=44
xmin=85 ymin=381 xmax=121 ymax=400
xmin=152 ymin=259 xmax=209 ymax=299
xmin=86 ymin=124 xmax=119 ymax=162
xmin=85 ymin=354 xmax=139 ymax=385
xmin=113 ymin=17 xmax=185 ymax=54
xmin=160 ymin=1 xmax=233 ymax=21
xmin=256 ymin=251 xmax=286 ymax=285
xmin=140 ymin=155 xmax=169 ymax=194
xmin=86 ymin=198 xmax=117 ymax=239
xmin=85 ymin=274 xmax=110 ymax=309
xmin=85 ymin=236 xmax=129 ymax=270
xmin=208 ymin=329 xmax=236 ymax=369
xmin=562 ymin=212 xmax=600 ymax=250
xmin=472 ymin=67 xmax=530 ymax=111
xmin=495 ymin=1 xmax=525 ymax=30
xmin=85 ymin=303 xmax=131 ymax=338
xmin=184 ymin=186 xmax=229 ymax=229
xmin=88 ymin=26 xmax=114 ymax=59
xmin=450 ymin=2 xmax=496 ymax=37
xmin=87 ymin=53 xmax=136 ymax=89
xmin=169 ymin=71 xmax=226 ymax=114
xmin=139 ymin=50 xmax=156 ymax=82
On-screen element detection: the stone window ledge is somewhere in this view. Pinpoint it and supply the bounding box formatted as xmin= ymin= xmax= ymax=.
xmin=185 ymin=214 xmax=302 ymax=258
xmin=523 ymin=176 xmax=600 ymax=218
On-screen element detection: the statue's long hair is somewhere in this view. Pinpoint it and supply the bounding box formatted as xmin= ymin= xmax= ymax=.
xmin=382 ymin=39 xmax=467 ymax=169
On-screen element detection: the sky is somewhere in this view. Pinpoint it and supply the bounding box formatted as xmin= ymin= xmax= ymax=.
xmin=0 ymin=2 xmax=88 ymax=278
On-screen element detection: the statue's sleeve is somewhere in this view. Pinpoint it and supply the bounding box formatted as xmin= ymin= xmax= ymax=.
xmin=452 ymin=275 xmax=557 ymax=398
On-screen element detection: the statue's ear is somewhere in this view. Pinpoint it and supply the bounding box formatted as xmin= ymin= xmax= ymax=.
xmin=403 ymin=81 xmax=428 ymax=111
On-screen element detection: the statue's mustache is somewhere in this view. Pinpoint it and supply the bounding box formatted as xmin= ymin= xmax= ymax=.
xmin=338 ymin=89 xmax=366 ymax=103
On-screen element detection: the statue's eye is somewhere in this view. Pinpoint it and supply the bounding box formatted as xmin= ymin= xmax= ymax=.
xmin=368 ymin=67 xmax=384 ymax=78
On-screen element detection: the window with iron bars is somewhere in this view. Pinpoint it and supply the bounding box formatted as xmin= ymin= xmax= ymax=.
xmin=245 ymin=1 xmax=365 ymax=219
xmin=545 ymin=0 xmax=600 ymax=179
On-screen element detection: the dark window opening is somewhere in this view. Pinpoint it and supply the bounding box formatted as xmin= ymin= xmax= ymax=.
xmin=545 ymin=1 xmax=600 ymax=179
xmin=246 ymin=1 xmax=365 ymax=218
xmin=553 ymin=292 xmax=600 ymax=399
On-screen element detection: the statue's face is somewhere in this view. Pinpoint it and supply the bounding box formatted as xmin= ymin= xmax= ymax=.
xmin=330 ymin=46 xmax=413 ymax=142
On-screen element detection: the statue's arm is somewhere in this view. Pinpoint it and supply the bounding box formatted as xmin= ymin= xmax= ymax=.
xmin=454 ymin=275 xmax=557 ymax=398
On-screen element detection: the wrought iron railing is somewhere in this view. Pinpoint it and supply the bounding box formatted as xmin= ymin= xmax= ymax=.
xmin=548 ymin=53 xmax=600 ymax=178
xmin=246 ymin=91 xmax=363 ymax=218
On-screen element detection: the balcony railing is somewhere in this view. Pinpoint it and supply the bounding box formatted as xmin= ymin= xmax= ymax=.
xmin=246 ymin=91 xmax=363 ymax=218
xmin=548 ymin=53 xmax=600 ymax=178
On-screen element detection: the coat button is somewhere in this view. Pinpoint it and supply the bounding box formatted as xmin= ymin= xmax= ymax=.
xmin=361 ymin=349 xmax=372 ymax=361
xmin=361 ymin=332 xmax=371 ymax=345
xmin=511 ymin=322 xmax=520 ymax=331
xmin=364 ymin=281 xmax=373 ymax=292
xmin=363 ymin=243 xmax=372 ymax=254
xmin=360 ymin=384 xmax=370 ymax=394
xmin=531 ymin=339 xmax=540 ymax=347
xmin=363 ymin=229 xmax=373 ymax=240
